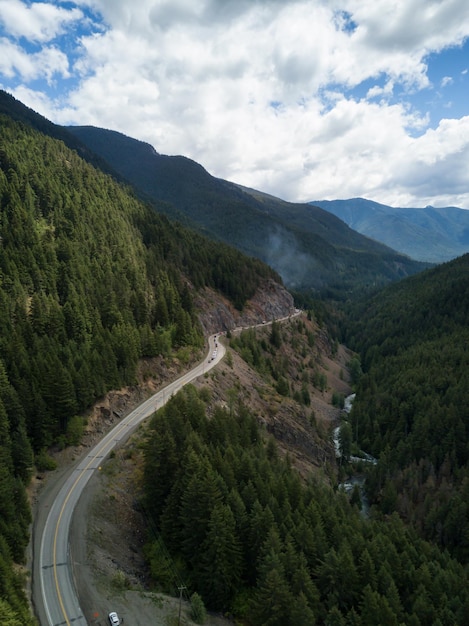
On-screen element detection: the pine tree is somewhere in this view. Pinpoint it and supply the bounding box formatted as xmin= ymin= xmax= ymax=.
xmin=251 ymin=561 xmax=293 ymax=626
xmin=339 ymin=421 xmax=352 ymax=463
xmin=317 ymin=544 xmax=358 ymax=611
xmin=289 ymin=591 xmax=317 ymax=626
xmin=179 ymin=462 xmax=223 ymax=568
xmin=324 ymin=606 xmax=346 ymax=626
xmin=144 ymin=424 xmax=179 ymax=523
xmin=198 ymin=504 xmax=243 ymax=610
xmin=360 ymin=584 xmax=399 ymax=626
xmin=357 ymin=548 xmax=377 ymax=591
xmin=270 ymin=320 xmax=282 ymax=348
xmin=247 ymin=501 xmax=275 ymax=580
xmin=189 ymin=592 xmax=207 ymax=624
xmin=289 ymin=551 xmax=320 ymax=615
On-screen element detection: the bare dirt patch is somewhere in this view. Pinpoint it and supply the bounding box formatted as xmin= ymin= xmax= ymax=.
xmin=71 ymin=404 xmax=235 ymax=626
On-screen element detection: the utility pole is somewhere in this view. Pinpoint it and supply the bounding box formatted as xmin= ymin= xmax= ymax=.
xmin=178 ymin=585 xmax=187 ymax=625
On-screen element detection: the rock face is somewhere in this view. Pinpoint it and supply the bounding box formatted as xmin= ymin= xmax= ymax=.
xmin=196 ymin=279 xmax=295 ymax=335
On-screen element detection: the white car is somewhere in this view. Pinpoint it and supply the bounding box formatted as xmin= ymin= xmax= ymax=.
xmin=108 ymin=612 xmax=120 ymax=625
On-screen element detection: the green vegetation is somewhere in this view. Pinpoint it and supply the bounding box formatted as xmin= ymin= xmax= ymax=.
xmin=190 ymin=592 xmax=207 ymax=624
xmin=343 ymin=254 xmax=469 ymax=563
xmin=2 ymin=88 xmax=469 ymax=624
xmin=143 ymin=385 xmax=469 ymax=624
xmin=229 ymin=317 xmax=331 ymax=405
xmin=65 ymin=123 xmax=428 ymax=297
xmin=0 ymin=112 xmax=278 ymax=446
xmin=0 ymin=110 xmax=279 ymax=622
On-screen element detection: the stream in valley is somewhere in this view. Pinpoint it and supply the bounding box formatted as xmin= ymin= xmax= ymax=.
xmin=334 ymin=394 xmax=377 ymax=517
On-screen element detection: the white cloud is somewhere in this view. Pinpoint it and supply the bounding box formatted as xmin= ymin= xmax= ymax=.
xmin=2 ymin=0 xmax=469 ymax=208
xmin=392 ymin=116 xmax=469 ymax=204
xmin=0 ymin=37 xmax=70 ymax=82
xmin=0 ymin=38 xmax=32 ymax=79
xmin=0 ymin=0 xmax=83 ymax=43
xmin=348 ymin=0 xmax=469 ymax=52
xmin=5 ymin=83 xmax=54 ymax=113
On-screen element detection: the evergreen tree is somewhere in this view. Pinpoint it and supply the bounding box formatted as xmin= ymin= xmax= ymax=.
xmin=289 ymin=591 xmax=317 ymax=626
xmin=317 ymin=544 xmax=358 ymax=611
xmin=270 ymin=320 xmax=282 ymax=348
xmin=251 ymin=559 xmax=293 ymax=626
xmin=189 ymin=592 xmax=207 ymax=624
xmin=179 ymin=462 xmax=223 ymax=567
xmin=338 ymin=421 xmax=352 ymax=463
xmin=360 ymin=585 xmax=399 ymax=626
xmin=324 ymin=606 xmax=346 ymax=626
xmin=198 ymin=504 xmax=243 ymax=610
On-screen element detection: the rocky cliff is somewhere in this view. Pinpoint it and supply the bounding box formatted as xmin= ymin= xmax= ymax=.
xmin=195 ymin=279 xmax=295 ymax=335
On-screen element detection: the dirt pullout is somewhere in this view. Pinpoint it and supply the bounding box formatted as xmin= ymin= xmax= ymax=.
xmin=71 ymin=427 xmax=234 ymax=626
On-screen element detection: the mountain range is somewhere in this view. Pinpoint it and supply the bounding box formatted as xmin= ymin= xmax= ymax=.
xmin=2 ymin=89 xmax=469 ymax=625
xmin=64 ymin=124 xmax=427 ymax=297
xmin=312 ymin=197 xmax=469 ymax=264
xmin=0 ymin=89 xmax=429 ymax=298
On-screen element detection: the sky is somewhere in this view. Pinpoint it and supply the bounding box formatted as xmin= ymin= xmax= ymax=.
xmin=1 ymin=0 xmax=469 ymax=208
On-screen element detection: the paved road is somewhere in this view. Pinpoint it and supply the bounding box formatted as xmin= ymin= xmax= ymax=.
xmin=34 ymin=334 xmax=224 ymax=626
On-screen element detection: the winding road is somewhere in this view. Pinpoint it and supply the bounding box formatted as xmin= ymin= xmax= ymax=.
xmin=33 ymin=334 xmax=224 ymax=626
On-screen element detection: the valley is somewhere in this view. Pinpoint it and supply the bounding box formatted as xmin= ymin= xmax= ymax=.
xmin=1 ymin=89 xmax=469 ymax=624
xmin=32 ymin=310 xmax=348 ymax=625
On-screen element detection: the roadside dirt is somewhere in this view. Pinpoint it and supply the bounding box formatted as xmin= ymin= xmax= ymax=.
xmin=70 ymin=426 xmax=235 ymax=626
xmin=31 ymin=313 xmax=352 ymax=626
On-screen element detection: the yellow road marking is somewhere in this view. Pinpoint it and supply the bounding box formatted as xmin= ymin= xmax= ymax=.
xmin=53 ymin=418 xmax=132 ymax=625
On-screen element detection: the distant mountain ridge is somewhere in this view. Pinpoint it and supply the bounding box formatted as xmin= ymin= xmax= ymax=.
xmin=0 ymin=90 xmax=428 ymax=297
xmin=311 ymin=198 xmax=469 ymax=263
xmin=65 ymin=124 xmax=427 ymax=297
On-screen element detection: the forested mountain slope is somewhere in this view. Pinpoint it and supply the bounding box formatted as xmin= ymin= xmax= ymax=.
xmin=313 ymin=197 xmax=469 ymax=263
xmin=0 ymin=111 xmax=281 ymax=623
xmin=343 ymin=253 xmax=469 ymax=563
xmin=137 ymin=317 xmax=469 ymax=625
xmin=0 ymin=89 xmax=120 ymax=180
xmin=0 ymin=90 xmax=429 ymax=297
xmin=65 ymin=124 xmax=428 ymax=297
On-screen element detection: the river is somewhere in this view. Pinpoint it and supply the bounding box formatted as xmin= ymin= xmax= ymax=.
xmin=334 ymin=393 xmax=376 ymax=517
